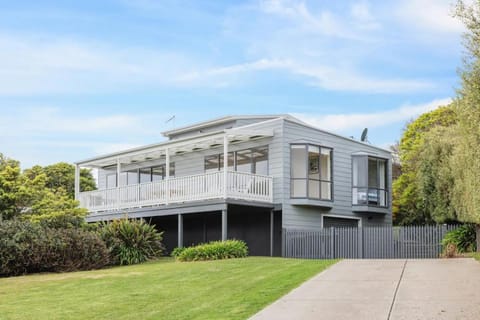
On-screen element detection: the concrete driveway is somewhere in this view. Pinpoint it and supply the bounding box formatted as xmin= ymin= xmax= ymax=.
xmin=250 ymin=258 xmax=480 ymax=320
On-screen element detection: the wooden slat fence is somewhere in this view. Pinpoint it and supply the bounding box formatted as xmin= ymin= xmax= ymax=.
xmin=284 ymin=225 xmax=459 ymax=259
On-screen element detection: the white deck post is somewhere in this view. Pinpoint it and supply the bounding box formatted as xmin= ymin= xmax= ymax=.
xmin=116 ymin=158 xmax=121 ymax=210
xmin=74 ymin=164 xmax=80 ymax=201
xmin=223 ymin=134 xmax=228 ymax=199
xmin=178 ymin=214 xmax=183 ymax=248
xmin=165 ymin=148 xmax=170 ymax=205
xmin=221 ymin=208 xmax=228 ymax=241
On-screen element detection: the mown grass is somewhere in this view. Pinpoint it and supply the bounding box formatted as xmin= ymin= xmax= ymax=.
xmin=467 ymin=252 xmax=480 ymax=261
xmin=0 ymin=257 xmax=337 ymax=320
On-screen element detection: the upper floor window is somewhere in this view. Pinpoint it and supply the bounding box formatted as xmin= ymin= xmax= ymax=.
xmin=290 ymin=144 xmax=332 ymax=200
xmin=352 ymin=156 xmax=388 ymax=207
xmin=204 ymin=146 xmax=269 ymax=175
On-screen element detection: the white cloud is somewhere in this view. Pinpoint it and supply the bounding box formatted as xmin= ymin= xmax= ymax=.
xmin=395 ymin=0 xmax=464 ymax=34
xmin=0 ymin=34 xmax=197 ymax=95
xmin=292 ymin=97 xmax=452 ymax=131
xmin=259 ymin=0 xmax=375 ymax=39
xmin=178 ymin=58 xmax=433 ymax=93
xmin=350 ymin=1 xmax=380 ymax=30
xmin=0 ymin=1 xmax=454 ymax=95
xmin=0 ymin=107 xmax=146 ymax=135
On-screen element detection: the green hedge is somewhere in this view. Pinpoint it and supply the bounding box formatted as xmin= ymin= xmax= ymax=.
xmin=0 ymin=220 xmax=110 ymax=277
xmin=172 ymin=240 xmax=248 ymax=262
xmin=100 ymin=218 xmax=164 ymax=265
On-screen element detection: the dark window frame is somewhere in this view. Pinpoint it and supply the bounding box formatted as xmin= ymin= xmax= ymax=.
xmin=352 ymin=155 xmax=388 ymax=208
xmin=290 ymin=143 xmax=334 ymax=201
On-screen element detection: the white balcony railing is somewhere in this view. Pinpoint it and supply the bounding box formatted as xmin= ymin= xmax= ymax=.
xmin=78 ymin=171 xmax=273 ymax=213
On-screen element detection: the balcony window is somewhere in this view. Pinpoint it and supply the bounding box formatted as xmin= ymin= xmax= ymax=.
xmin=352 ymin=156 xmax=388 ymax=207
xmin=253 ymin=146 xmax=269 ymax=175
xmin=140 ymin=168 xmax=152 ymax=183
xmin=105 ymin=163 xmax=175 ymax=188
xmin=236 ymin=149 xmax=252 ymax=173
xmin=204 ymin=147 xmax=268 ymax=175
xmin=127 ymin=170 xmax=139 ymax=185
xmin=152 ymin=163 xmax=175 ymax=180
xmin=290 ymin=144 xmax=332 ymax=200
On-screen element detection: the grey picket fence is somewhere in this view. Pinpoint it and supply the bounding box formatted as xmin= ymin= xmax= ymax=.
xmin=283 ymin=225 xmax=459 ymax=259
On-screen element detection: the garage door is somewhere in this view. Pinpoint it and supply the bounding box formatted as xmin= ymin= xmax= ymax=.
xmin=323 ymin=216 xmax=359 ymax=228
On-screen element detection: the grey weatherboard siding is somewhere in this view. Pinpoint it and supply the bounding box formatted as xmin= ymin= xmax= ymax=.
xmin=85 ymin=115 xmax=392 ymax=255
xmin=281 ymin=119 xmax=392 ymax=229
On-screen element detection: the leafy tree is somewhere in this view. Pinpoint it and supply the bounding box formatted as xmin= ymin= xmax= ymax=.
xmin=393 ymin=106 xmax=457 ymax=225
xmin=0 ymin=154 xmax=89 ymax=224
xmin=416 ymin=126 xmax=458 ymax=224
xmin=25 ymin=188 xmax=88 ymax=228
xmin=0 ymin=154 xmax=47 ymax=219
xmin=24 ymin=162 xmax=96 ymax=199
xmin=451 ymin=1 xmax=480 ymax=250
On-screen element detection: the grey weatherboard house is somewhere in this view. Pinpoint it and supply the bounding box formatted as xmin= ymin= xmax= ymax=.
xmin=74 ymin=115 xmax=392 ymax=256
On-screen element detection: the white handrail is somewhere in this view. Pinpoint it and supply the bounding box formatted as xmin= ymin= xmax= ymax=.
xmin=79 ymin=171 xmax=273 ymax=213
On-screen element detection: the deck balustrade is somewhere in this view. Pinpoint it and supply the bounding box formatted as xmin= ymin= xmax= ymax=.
xmin=78 ymin=171 xmax=273 ymax=213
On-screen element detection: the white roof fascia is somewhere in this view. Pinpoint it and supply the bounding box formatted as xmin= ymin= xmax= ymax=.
xmin=283 ymin=117 xmax=392 ymax=154
xmin=161 ymin=114 xmax=286 ymax=137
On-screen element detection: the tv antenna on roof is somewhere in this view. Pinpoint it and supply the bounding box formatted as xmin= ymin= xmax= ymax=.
xmin=360 ymin=128 xmax=369 ymax=143
xmin=165 ymin=115 xmax=176 ymax=129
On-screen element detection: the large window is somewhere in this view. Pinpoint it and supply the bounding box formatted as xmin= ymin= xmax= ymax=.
xmin=204 ymin=146 xmax=269 ymax=175
xmin=290 ymin=144 xmax=332 ymax=200
xmin=352 ymin=156 xmax=388 ymax=207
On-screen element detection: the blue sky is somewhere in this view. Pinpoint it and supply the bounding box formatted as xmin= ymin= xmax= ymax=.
xmin=0 ymin=0 xmax=464 ymax=168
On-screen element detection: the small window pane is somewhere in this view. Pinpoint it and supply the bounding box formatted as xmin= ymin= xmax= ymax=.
xmin=236 ymin=149 xmax=252 ymax=173
xmin=292 ymin=179 xmax=307 ymax=197
xmin=321 ymin=181 xmax=332 ymax=200
xmin=152 ymin=166 xmax=164 ymax=181
xmin=169 ymin=163 xmax=175 ymax=178
xmin=353 ymin=157 xmax=367 ymax=187
xmin=220 ymin=152 xmax=235 ymax=171
xmin=320 ymin=148 xmax=331 ymax=182
xmin=140 ymin=168 xmax=151 ymax=183
xmin=253 ymin=147 xmax=268 ymax=175
xmin=127 ymin=170 xmax=138 ymax=185
xmin=308 ymin=180 xmax=320 ymax=198
xmin=205 ymin=155 xmax=219 ymax=173
xmin=308 ymin=145 xmax=320 ymax=180
xmin=368 ymin=158 xmax=378 ymax=188
xmin=378 ymin=160 xmax=386 ymax=189
xmin=291 ymin=145 xmax=307 ymax=179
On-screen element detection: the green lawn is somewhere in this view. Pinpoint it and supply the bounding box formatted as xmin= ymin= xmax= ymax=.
xmin=0 ymin=257 xmax=336 ymax=320
xmin=468 ymin=252 xmax=480 ymax=261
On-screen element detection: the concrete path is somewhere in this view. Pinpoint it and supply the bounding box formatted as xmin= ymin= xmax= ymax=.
xmin=250 ymin=258 xmax=480 ymax=320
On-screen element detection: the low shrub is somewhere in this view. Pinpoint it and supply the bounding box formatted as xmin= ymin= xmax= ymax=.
xmin=171 ymin=246 xmax=186 ymax=258
xmin=0 ymin=219 xmax=110 ymax=277
xmin=442 ymin=224 xmax=476 ymax=255
xmin=174 ymin=240 xmax=248 ymax=262
xmin=100 ymin=218 xmax=164 ymax=265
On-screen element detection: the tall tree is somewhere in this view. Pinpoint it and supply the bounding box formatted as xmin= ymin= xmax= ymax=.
xmin=393 ymin=106 xmax=457 ymax=225
xmin=452 ymin=1 xmax=480 ymax=250
xmin=416 ymin=126 xmax=458 ymax=224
